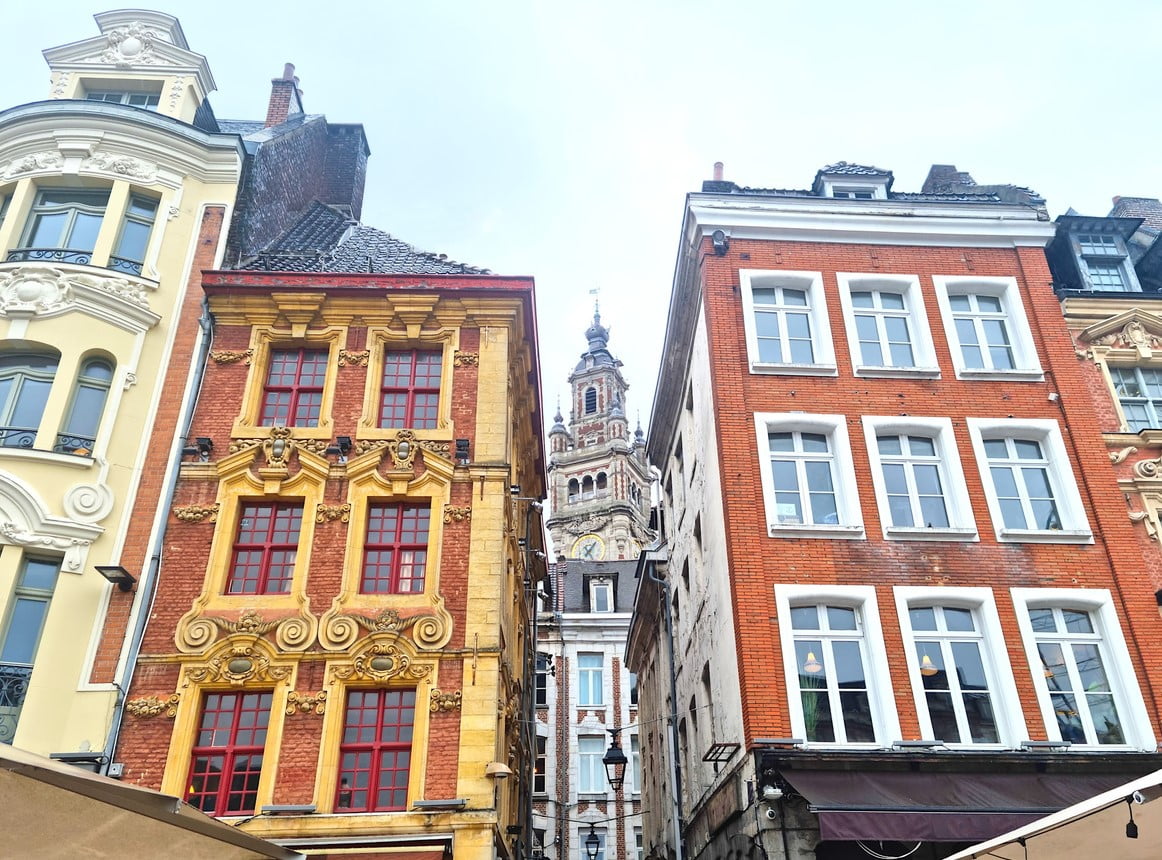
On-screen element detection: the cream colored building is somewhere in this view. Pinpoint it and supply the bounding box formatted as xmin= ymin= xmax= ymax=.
xmin=0 ymin=10 xmax=243 ymax=761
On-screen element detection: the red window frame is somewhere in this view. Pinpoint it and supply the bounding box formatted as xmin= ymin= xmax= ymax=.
xmin=260 ymin=347 xmax=328 ymax=426
xmin=226 ymin=502 xmax=302 ymax=594
xmin=361 ymin=503 xmax=430 ymax=594
xmin=379 ymin=349 xmax=441 ymax=429
xmin=187 ymin=691 xmax=272 ymax=816
xmin=335 ymin=689 xmax=416 ymax=812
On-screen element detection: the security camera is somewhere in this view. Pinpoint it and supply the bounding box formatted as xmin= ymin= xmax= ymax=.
xmin=765 ymin=807 xmax=778 ymax=820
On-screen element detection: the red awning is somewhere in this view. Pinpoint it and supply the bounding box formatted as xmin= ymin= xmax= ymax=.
xmin=781 ymin=768 xmax=1131 ymax=842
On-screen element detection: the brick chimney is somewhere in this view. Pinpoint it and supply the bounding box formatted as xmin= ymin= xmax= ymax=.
xmin=264 ymin=63 xmax=304 ymax=128
xmin=922 ymin=164 xmax=977 ymax=194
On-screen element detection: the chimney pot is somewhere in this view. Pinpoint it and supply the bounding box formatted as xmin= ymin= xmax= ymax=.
xmin=282 ymin=63 xmax=296 ymax=80
xmin=713 ymin=162 xmax=724 ymax=181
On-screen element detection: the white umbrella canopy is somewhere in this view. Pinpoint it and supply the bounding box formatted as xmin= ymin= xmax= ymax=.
xmin=946 ymin=769 xmax=1162 ymax=860
xmin=0 ymin=743 xmax=301 ymax=859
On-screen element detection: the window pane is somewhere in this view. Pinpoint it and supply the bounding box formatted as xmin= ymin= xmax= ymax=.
xmin=826 ymin=606 xmax=857 ymax=631
xmin=0 ymin=598 xmax=49 ymax=663
xmin=116 ymin=218 xmax=152 ymax=262
xmin=790 ymin=606 xmax=819 ymax=630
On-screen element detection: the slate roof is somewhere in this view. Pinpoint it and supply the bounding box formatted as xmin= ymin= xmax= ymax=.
xmin=817 ymin=162 xmax=892 ymax=177
xmin=236 ymin=201 xmax=490 ymax=274
xmin=716 ymin=184 xmax=1005 ymax=204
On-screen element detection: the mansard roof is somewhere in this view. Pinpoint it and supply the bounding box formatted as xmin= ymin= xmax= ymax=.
xmin=236 ymin=201 xmax=490 ymax=275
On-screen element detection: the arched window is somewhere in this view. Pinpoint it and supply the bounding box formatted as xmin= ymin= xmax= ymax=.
xmin=584 ymin=387 xmax=597 ymax=414
xmin=581 ymin=476 xmax=594 ymax=500
xmin=567 ymin=479 xmax=579 ymax=502
xmin=58 ymin=357 xmax=114 ymax=455
xmin=596 ymin=472 xmax=608 ymax=493
xmin=0 ymin=351 xmax=59 ymax=448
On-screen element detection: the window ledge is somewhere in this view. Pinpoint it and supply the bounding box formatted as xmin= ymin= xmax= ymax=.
xmin=768 ymin=523 xmax=865 ymax=540
xmin=956 ymin=368 xmax=1044 ymax=382
xmin=750 ymin=361 xmax=839 ymax=377
xmin=884 ymin=526 xmax=978 ymax=542
xmin=1133 ymin=428 xmax=1162 ymax=445
xmin=997 ymin=528 xmax=1093 ymax=544
xmin=854 ymin=365 xmax=941 ymax=379
xmin=0 ymin=447 xmax=96 ymax=469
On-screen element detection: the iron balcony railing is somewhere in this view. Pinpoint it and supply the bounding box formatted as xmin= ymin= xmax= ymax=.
xmin=5 ymin=248 xmax=144 ymax=277
xmin=6 ymin=247 xmax=94 ymax=266
xmin=53 ymin=433 xmax=96 ymax=456
xmin=0 ymin=427 xmax=37 ymax=449
xmin=0 ymin=663 xmax=33 ymax=744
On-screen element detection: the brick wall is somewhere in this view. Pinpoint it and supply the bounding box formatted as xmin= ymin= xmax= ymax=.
xmin=697 ymin=236 xmax=1162 ymax=744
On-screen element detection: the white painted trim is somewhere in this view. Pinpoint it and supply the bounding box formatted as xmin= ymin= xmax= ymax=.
xmin=931 ymin=275 xmax=1043 ymax=381
xmin=861 ymin=415 xmax=978 ymax=541
xmin=893 ymin=585 xmax=1028 ymax=748
xmin=835 ymin=273 xmax=940 ymax=377
xmin=775 ymin=584 xmax=901 ymax=746
xmin=964 ymin=417 xmax=1093 ymax=543
xmin=688 ymin=198 xmax=1057 ymax=249
xmin=738 ymin=269 xmax=836 ymax=376
xmin=1009 ymin=587 xmax=1156 ymax=751
xmin=753 ymin=412 xmax=864 ymax=539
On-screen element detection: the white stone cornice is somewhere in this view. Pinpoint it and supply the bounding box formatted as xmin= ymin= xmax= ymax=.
xmin=0 ymin=104 xmax=243 ymax=186
xmin=0 ymin=264 xmax=161 ymax=332
xmin=688 ymin=196 xmax=1056 ymax=249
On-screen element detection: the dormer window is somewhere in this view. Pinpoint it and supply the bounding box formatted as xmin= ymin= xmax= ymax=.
xmin=832 ymin=186 xmax=877 ymax=200
xmin=1074 ymin=233 xmax=1137 ymax=292
xmin=589 ymin=578 xmax=614 ymax=612
xmin=86 ymin=91 xmax=160 ymax=110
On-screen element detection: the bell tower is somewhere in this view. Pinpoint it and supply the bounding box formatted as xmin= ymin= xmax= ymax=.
xmin=546 ymin=306 xmax=653 ymax=559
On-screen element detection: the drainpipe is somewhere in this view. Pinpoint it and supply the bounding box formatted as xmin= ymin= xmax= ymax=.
xmin=645 ymin=552 xmax=684 ymax=860
xmin=102 ymin=297 xmax=215 ymax=772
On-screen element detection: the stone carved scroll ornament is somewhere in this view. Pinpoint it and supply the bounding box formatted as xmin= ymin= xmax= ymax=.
xmin=319 ymin=599 xmax=453 ymax=651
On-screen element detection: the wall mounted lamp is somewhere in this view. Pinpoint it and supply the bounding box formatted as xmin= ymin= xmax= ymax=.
xmin=325 ymin=436 xmax=352 ymax=462
xmin=455 ymin=438 xmax=470 ymax=465
xmin=95 ymin=565 xmax=136 ymax=592
xmin=1155 ymin=589 xmax=1162 ymax=620
xmin=182 ymin=437 xmax=214 ymax=461
xmin=711 ymin=229 xmax=729 ymax=256
xmin=484 ymin=761 xmax=513 ymax=779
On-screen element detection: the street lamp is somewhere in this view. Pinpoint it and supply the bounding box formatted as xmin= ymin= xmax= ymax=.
xmin=585 ymin=825 xmax=601 ymax=860
xmin=602 ymin=729 xmax=628 ymax=792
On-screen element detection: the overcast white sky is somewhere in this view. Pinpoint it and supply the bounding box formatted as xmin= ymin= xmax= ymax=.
xmin=5 ymin=1 xmax=1162 ymax=438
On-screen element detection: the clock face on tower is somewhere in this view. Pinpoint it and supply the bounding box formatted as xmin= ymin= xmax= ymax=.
xmin=572 ymin=533 xmax=606 ymax=560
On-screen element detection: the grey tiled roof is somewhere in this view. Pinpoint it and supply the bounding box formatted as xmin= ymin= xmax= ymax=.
xmin=217 ymin=119 xmax=266 ymax=136
xmin=818 ymin=162 xmax=892 ymax=176
xmin=725 ymin=185 xmax=1004 ymax=203
xmin=237 ymin=201 xmax=490 ymax=274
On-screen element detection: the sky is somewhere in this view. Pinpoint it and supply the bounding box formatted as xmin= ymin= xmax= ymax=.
xmin=5 ymin=1 xmax=1162 ymax=439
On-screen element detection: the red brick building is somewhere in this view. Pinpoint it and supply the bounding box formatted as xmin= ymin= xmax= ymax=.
xmin=115 ymin=202 xmax=546 ymax=859
xmin=627 ymin=163 xmax=1162 ymax=860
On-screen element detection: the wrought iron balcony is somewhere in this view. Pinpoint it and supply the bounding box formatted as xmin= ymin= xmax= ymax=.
xmin=0 ymin=427 xmax=37 ymax=449
xmin=0 ymin=663 xmax=33 ymax=744
xmin=53 ymin=433 xmax=95 ymax=456
xmin=6 ymin=247 xmax=94 ymax=266
xmin=107 ymin=255 xmax=144 ymax=276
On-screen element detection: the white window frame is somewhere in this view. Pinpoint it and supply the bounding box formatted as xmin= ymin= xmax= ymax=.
xmin=754 ymin=413 xmax=864 ymax=539
xmin=630 ymin=733 xmax=641 ymax=795
xmin=577 ymin=736 xmax=606 ymax=794
xmin=819 ymin=179 xmax=888 ymax=199
xmin=894 ymin=586 xmax=1027 ymax=748
xmin=775 ymin=584 xmax=900 ymax=747
xmin=861 ymin=416 xmax=977 ymax=541
xmin=965 ymin=418 xmax=1092 ymax=544
xmin=1108 ymin=365 xmax=1162 ymax=433
xmin=589 ymin=578 xmax=614 ymax=613
xmin=836 ymin=273 xmax=940 ymax=377
xmin=1011 ymin=587 xmax=1155 ymax=751
xmin=1072 ymin=233 xmax=1140 ymax=293
xmin=932 ymin=276 xmax=1043 ymax=381
xmin=577 ymin=653 xmax=604 ymax=707
xmin=739 ymin=270 xmax=836 ymax=376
